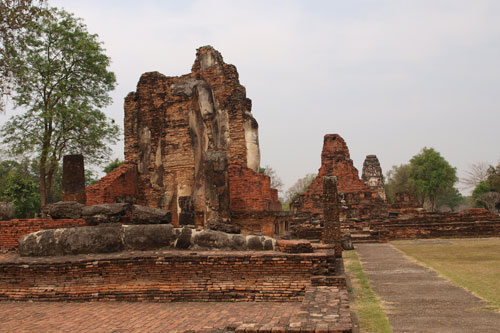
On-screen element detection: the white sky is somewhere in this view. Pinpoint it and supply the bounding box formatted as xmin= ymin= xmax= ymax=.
xmin=8 ymin=0 xmax=500 ymax=195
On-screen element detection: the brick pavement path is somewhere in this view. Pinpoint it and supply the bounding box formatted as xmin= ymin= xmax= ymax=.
xmin=356 ymin=243 xmax=500 ymax=333
xmin=0 ymin=286 xmax=351 ymax=333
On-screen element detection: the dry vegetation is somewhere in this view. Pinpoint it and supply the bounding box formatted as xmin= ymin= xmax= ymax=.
xmin=393 ymin=238 xmax=500 ymax=310
xmin=344 ymin=250 xmax=392 ymax=332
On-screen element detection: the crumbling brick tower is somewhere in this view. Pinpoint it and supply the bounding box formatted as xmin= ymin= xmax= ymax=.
xmin=88 ymin=46 xmax=281 ymax=227
xmin=291 ymin=134 xmax=386 ymax=221
xmin=362 ymin=154 xmax=386 ymax=202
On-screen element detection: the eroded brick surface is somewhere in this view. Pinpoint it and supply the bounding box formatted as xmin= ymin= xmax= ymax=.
xmin=0 ymin=250 xmax=340 ymax=302
xmin=62 ymin=155 xmax=86 ymax=204
xmin=87 ymin=46 xmax=281 ymax=231
xmin=0 ymin=286 xmax=352 ymax=332
xmin=346 ymin=208 xmax=500 ymax=242
xmin=361 ymin=155 xmax=386 ymax=202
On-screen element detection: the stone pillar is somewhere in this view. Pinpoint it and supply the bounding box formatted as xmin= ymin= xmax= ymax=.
xmin=62 ymin=154 xmax=86 ymax=204
xmin=322 ymin=176 xmax=342 ymax=258
xmin=203 ymin=151 xmax=230 ymax=224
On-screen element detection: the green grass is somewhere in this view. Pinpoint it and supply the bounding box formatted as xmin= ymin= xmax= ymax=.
xmin=393 ymin=238 xmax=500 ymax=310
xmin=344 ymin=250 xmax=392 ymax=333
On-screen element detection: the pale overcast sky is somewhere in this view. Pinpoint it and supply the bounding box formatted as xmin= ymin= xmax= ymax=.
xmin=13 ymin=0 xmax=500 ymax=194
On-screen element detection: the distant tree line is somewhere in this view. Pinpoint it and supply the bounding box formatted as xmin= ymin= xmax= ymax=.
xmin=385 ymin=147 xmax=464 ymax=212
xmin=469 ymin=163 xmax=500 ymax=213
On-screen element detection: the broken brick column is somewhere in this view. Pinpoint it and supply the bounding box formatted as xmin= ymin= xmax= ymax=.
xmin=323 ymin=176 xmax=342 ymax=258
xmin=62 ymin=154 xmax=86 ymax=204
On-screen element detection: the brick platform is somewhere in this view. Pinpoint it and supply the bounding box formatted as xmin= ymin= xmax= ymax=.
xmin=0 ymin=250 xmax=343 ymax=302
xmin=0 ymin=285 xmax=352 ymax=332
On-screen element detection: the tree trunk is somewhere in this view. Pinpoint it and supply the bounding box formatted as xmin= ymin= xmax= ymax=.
xmin=39 ymin=162 xmax=47 ymax=210
xmin=39 ymin=138 xmax=51 ymax=211
xmin=46 ymin=164 xmax=55 ymax=204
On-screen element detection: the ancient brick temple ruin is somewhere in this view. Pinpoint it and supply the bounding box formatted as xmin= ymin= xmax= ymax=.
xmin=291 ymin=134 xmax=386 ymax=222
xmin=362 ymin=154 xmax=386 ymax=202
xmin=86 ymin=46 xmax=284 ymax=236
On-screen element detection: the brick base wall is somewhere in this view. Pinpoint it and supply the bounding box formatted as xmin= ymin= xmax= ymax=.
xmin=0 ymin=250 xmax=338 ymax=302
xmin=378 ymin=221 xmax=500 ymax=241
xmin=0 ymin=219 xmax=87 ymax=252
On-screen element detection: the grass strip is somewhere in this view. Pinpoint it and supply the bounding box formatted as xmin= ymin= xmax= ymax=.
xmin=393 ymin=238 xmax=500 ymax=310
xmin=344 ymin=249 xmax=392 ymax=333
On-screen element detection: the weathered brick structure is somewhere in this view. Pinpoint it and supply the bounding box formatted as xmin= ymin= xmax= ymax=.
xmin=0 ymin=250 xmax=343 ymax=302
xmin=322 ymin=176 xmax=342 ymax=257
xmin=343 ymin=208 xmax=500 ymax=242
xmin=62 ymin=155 xmax=86 ymax=204
xmin=390 ymin=191 xmax=422 ymax=212
xmin=291 ymin=134 xmax=386 ymax=222
xmin=86 ymin=46 xmax=282 ymax=234
xmin=362 ymin=154 xmax=386 ymax=202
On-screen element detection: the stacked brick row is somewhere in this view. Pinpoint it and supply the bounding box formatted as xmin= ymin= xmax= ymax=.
xmin=347 ymin=208 xmax=500 ymax=242
xmin=0 ymin=219 xmax=86 ymax=252
xmin=0 ymin=251 xmax=336 ymax=302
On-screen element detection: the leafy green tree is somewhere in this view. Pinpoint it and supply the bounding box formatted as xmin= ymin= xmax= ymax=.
xmin=384 ymin=164 xmax=415 ymax=204
xmin=408 ymin=147 xmax=458 ymax=211
xmin=103 ymin=158 xmax=124 ymax=174
xmin=435 ymin=187 xmax=467 ymax=212
xmin=0 ymin=159 xmax=41 ymax=217
xmin=1 ymin=8 xmax=119 ymax=208
xmin=85 ymin=169 xmax=99 ymax=187
xmin=472 ymin=181 xmax=492 ymax=208
xmin=486 ymin=163 xmax=500 ymax=193
xmin=0 ymin=0 xmax=47 ymax=112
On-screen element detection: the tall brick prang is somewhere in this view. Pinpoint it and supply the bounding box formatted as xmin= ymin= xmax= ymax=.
xmin=62 ymin=155 xmax=86 ymax=204
xmin=362 ymin=154 xmax=386 ymax=201
xmin=291 ymin=134 xmax=386 ymax=221
xmin=87 ymin=46 xmax=282 ymax=233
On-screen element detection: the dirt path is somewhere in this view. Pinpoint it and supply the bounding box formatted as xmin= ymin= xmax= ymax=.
xmin=356 ymin=243 xmax=500 ymax=333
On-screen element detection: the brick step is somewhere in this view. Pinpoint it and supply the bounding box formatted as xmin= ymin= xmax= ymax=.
xmin=352 ymin=238 xmax=381 ymax=243
xmin=311 ymin=275 xmax=346 ymax=287
xmin=350 ymin=233 xmax=374 ymax=239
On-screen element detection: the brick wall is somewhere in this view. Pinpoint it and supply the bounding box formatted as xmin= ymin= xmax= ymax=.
xmin=229 ymin=166 xmax=282 ymax=212
xmin=0 ymin=251 xmax=337 ymax=302
xmin=0 ymin=219 xmax=86 ymax=252
xmin=86 ymin=163 xmax=138 ymax=205
xmin=346 ymin=208 xmax=500 ymax=242
xmin=232 ymin=211 xmax=291 ymax=237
